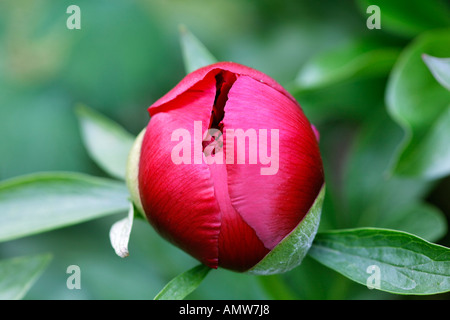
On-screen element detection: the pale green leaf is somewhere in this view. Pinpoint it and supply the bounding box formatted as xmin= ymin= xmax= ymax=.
xmin=0 ymin=172 xmax=130 ymax=242
xmin=0 ymin=253 xmax=52 ymax=300
xmin=179 ymin=25 xmax=217 ymax=74
xmin=76 ymin=104 xmax=135 ymax=180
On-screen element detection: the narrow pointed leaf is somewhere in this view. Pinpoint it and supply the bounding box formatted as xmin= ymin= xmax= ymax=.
xmin=308 ymin=228 xmax=450 ymax=295
xmin=0 ymin=172 xmax=130 ymax=242
xmin=0 ymin=253 xmax=52 ymax=300
xmin=179 ymin=25 xmax=217 ymax=74
xmin=154 ymin=264 xmax=211 ymax=300
xmin=76 ymin=104 xmax=135 ymax=180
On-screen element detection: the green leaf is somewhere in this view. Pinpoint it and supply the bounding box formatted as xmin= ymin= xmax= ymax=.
xmin=356 ymin=0 xmax=450 ymax=37
xmin=179 ymin=25 xmax=217 ymax=74
xmin=76 ymin=104 xmax=135 ymax=180
xmin=295 ymin=39 xmax=400 ymax=90
xmin=0 ymin=253 xmax=52 ymax=300
xmin=422 ymin=54 xmax=450 ymax=90
xmin=154 ymin=264 xmax=211 ymax=300
xmin=308 ymin=228 xmax=450 ymax=295
xmin=0 ymin=172 xmax=130 ymax=242
xmin=386 ymin=29 xmax=450 ymax=179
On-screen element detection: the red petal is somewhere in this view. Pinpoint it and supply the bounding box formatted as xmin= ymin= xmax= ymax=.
xmin=138 ymin=76 xmax=221 ymax=268
xmin=149 ymin=62 xmax=299 ymax=116
xmin=207 ymin=161 xmax=270 ymax=271
xmin=223 ymin=75 xmax=324 ymax=250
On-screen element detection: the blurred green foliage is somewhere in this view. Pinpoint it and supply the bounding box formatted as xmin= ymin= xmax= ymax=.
xmin=0 ymin=0 xmax=449 ymax=299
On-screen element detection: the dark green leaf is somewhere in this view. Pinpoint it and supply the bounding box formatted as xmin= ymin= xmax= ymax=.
xmin=154 ymin=264 xmax=211 ymax=300
xmin=0 ymin=253 xmax=52 ymax=300
xmin=0 ymin=172 xmax=130 ymax=242
xmin=309 ymin=228 xmax=450 ymax=295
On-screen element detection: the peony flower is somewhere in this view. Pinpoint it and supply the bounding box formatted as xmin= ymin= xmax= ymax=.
xmin=126 ymin=62 xmax=325 ymax=274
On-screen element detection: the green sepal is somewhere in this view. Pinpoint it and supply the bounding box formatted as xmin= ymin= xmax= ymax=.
xmin=248 ymin=184 xmax=325 ymax=275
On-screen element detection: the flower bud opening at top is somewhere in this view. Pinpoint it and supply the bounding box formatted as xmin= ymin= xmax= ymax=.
xmin=127 ymin=62 xmax=324 ymax=273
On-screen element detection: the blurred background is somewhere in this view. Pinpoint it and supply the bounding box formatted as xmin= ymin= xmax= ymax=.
xmin=0 ymin=0 xmax=449 ymax=299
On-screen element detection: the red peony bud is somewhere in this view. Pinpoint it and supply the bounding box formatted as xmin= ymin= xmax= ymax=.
xmin=127 ymin=62 xmax=325 ymax=273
